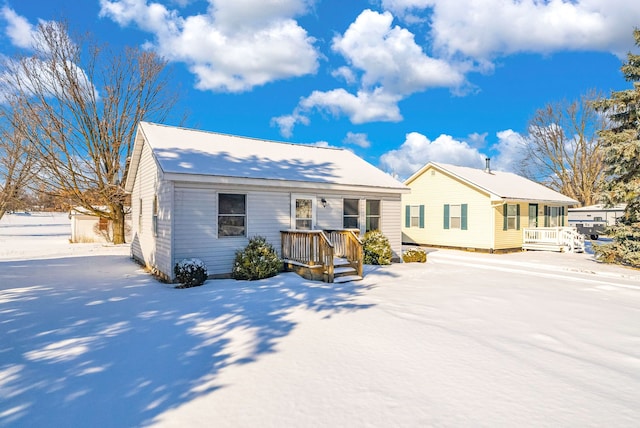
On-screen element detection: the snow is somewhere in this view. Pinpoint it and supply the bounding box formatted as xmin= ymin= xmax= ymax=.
xmin=2 ymin=212 xmax=640 ymax=427
xmin=133 ymin=122 xmax=407 ymax=190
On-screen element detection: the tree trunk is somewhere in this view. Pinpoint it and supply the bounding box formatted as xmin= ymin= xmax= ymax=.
xmin=111 ymin=203 xmax=126 ymax=244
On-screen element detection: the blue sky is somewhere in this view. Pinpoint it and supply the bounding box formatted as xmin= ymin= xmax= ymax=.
xmin=1 ymin=0 xmax=639 ymax=179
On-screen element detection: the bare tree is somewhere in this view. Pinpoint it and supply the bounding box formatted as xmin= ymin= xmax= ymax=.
xmin=0 ymin=106 xmax=38 ymax=219
xmin=0 ymin=21 xmax=179 ymax=243
xmin=519 ymin=91 xmax=605 ymax=206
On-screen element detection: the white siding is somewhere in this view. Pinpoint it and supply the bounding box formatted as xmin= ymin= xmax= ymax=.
xmin=154 ymin=180 xmax=173 ymax=277
xmin=173 ymin=186 xmax=292 ymax=277
xmin=169 ymin=186 xmax=405 ymax=277
xmin=316 ymin=196 xmax=343 ymax=229
xmin=380 ymin=197 xmax=403 ymax=262
xmin=130 ymin=140 xmax=168 ymax=275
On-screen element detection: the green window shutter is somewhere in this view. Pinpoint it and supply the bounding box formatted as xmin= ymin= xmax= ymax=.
xmin=419 ymin=205 xmax=425 ymax=228
xmin=443 ymin=204 xmax=450 ymax=229
xmin=516 ymin=204 xmax=520 ymax=230
xmin=503 ymin=204 xmax=508 ymax=231
xmin=405 ymin=205 xmax=411 ymax=228
xmin=461 ymin=204 xmax=468 ymax=230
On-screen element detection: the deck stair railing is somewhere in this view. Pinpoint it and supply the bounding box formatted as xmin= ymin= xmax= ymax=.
xmin=522 ymin=227 xmax=585 ymax=253
xmin=281 ymin=229 xmax=363 ymax=283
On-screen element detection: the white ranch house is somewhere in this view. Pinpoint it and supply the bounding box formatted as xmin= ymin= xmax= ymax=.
xmin=124 ymin=122 xmax=408 ymax=282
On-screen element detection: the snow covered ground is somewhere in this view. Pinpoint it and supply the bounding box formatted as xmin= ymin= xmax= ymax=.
xmin=1 ymin=212 xmax=640 ymax=427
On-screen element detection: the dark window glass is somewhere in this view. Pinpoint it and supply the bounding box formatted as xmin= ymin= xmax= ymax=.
xmin=219 ymin=194 xmax=246 ymax=237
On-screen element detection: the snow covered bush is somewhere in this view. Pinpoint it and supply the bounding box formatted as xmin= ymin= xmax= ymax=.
xmin=174 ymin=258 xmax=208 ymax=288
xmin=402 ymin=247 xmax=427 ymax=263
xmin=363 ymin=230 xmax=392 ymax=265
xmin=232 ymin=236 xmax=282 ymax=280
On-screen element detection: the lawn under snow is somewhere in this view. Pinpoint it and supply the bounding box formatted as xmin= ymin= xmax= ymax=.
xmin=1 ymin=213 xmax=640 ymax=427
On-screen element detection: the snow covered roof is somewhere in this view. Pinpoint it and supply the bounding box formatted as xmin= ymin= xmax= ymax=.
xmin=406 ymin=162 xmax=578 ymax=204
xmin=125 ymin=122 xmax=407 ymax=193
xmin=568 ymin=203 xmax=627 ymax=212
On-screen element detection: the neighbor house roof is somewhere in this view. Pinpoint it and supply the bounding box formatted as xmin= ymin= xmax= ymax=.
xmin=125 ymin=122 xmax=408 ymax=193
xmin=405 ymin=162 xmax=578 ymax=204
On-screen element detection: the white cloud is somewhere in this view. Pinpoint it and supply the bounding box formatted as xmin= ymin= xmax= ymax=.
xmin=490 ymin=129 xmax=528 ymax=173
xmin=273 ymin=9 xmax=465 ymax=136
xmin=379 ymin=132 xmax=485 ymax=179
xmin=99 ymin=0 xmax=319 ymax=92
xmin=299 ymin=87 xmax=402 ymax=124
xmin=343 ymin=132 xmax=371 ymax=148
xmin=1 ymin=6 xmax=37 ymax=49
xmin=332 ymin=9 xmax=464 ymax=94
xmin=331 ymin=66 xmax=357 ymax=85
xmin=384 ymin=0 xmax=640 ymax=60
xmin=270 ymin=112 xmax=309 ymax=138
xmin=466 ymin=132 xmax=488 ymax=149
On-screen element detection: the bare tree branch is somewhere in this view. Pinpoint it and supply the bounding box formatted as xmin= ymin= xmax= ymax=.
xmin=518 ymin=90 xmax=605 ymax=206
xmin=0 ymin=21 xmax=180 ymax=243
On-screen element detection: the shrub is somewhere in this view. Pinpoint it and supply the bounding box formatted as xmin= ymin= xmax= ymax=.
xmin=402 ymin=247 xmax=427 ymax=263
xmin=363 ymin=230 xmax=392 ymax=265
xmin=232 ymin=236 xmax=282 ymax=280
xmin=174 ymin=258 xmax=208 ymax=288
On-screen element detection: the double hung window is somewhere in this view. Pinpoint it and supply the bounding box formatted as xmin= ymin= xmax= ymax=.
xmin=219 ymin=194 xmax=246 ymax=237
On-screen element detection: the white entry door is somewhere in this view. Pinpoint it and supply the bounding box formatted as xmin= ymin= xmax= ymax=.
xmin=291 ymin=195 xmax=316 ymax=230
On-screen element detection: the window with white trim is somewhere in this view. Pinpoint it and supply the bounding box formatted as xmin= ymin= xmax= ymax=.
xmin=343 ymin=199 xmax=359 ymax=229
xmin=218 ymin=193 xmax=246 ymax=237
xmin=366 ymin=199 xmax=380 ymax=232
xmin=450 ymin=204 xmax=461 ymax=229
xmin=506 ymin=204 xmax=518 ymax=230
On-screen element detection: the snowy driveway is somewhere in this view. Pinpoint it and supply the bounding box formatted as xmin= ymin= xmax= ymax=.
xmin=1 ymin=217 xmax=640 ymax=427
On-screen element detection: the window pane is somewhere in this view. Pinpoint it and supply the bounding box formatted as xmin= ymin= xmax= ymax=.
xmin=218 ymin=216 xmax=245 ymax=236
xmin=507 ymin=218 xmax=516 ymax=229
xmin=296 ymin=219 xmax=312 ymax=230
xmin=450 ymin=204 xmax=461 ymax=217
xmin=366 ymin=217 xmax=380 ymax=231
xmin=507 ymin=204 xmax=517 ymax=216
xmin=410 ymin=217 xmax=419 ymax=228
xmin=366 ymin=200 xmax=380 ymax=216
xmin=410 ymin=206 xmax=419 ymax=217
xmin=450 ymin=217 xmax=461 ymax=229
xmin=343 ymin=217 xmax=358 ymax=229
xmin=220 ymin=194 xmax=246 ymax=214
xmin=344 ymin=199 xmax=359 ymax=216
xmin=296 ymin=199 xmax=312 ymax=219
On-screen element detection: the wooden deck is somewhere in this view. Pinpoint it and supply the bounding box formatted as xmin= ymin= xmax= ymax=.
xmin=281 ymin=229 xmax=363 ymax=283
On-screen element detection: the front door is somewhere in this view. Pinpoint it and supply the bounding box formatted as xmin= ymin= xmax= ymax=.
xmin=292 ymin=195 xmax=316 ymax=230
xmin=528 ymin=204 xmax=538 ymax=228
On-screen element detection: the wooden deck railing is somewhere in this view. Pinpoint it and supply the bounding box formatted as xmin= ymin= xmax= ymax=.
xmin=324 ymin=229 xmax=363 ymax=278
xmin=281 ymin=230 xmax=334 ymax=280
xmin=281 ymin=229 xmax=364 ymax=282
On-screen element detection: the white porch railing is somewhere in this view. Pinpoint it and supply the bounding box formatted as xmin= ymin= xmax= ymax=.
xmin=522 ymin=227 xmax=585 ymax=253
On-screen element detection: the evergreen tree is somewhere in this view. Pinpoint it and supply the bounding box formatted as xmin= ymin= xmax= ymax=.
xmin=592 ymin=29 xmax=640 ymax=268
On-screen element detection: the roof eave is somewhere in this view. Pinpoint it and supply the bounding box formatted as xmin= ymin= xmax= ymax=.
xmin=163 ymin=172 xmax=410 ymax=194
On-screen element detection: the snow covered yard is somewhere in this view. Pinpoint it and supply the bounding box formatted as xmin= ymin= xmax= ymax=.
xmin=1 ymin=213 xmax=640 ymax=427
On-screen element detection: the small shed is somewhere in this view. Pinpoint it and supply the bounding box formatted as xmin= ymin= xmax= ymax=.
xmin=124 ymin=122 xmax=409 ymax=282
xmin=69 ymin=207 xmax=133 ymax=243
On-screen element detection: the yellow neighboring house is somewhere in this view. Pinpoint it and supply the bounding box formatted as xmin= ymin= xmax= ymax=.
xmin=402 ymin=161 xmax=579 ymax=252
